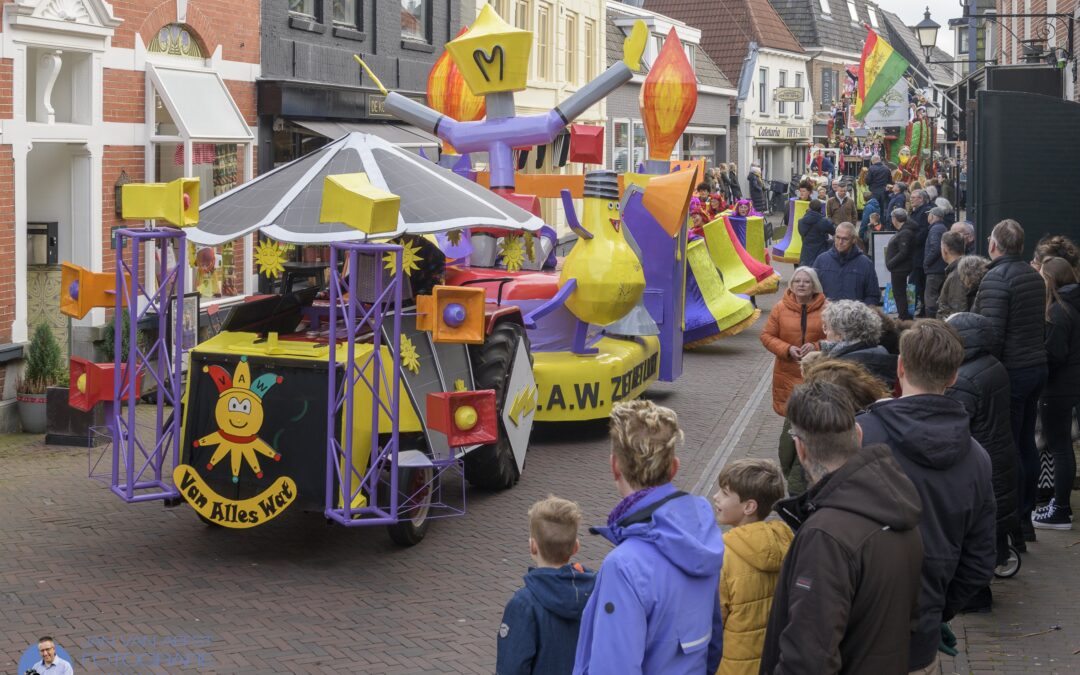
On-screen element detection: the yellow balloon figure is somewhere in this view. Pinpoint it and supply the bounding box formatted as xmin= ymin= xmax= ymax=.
xmin=524 ymin=170 xmax=645 ymax=354
xmin=194 ymin=356 xmax=283 ymax=484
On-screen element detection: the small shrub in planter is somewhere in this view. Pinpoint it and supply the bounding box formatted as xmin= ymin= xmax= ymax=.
xmin=17 ymin=323 xmax=65 ymax=433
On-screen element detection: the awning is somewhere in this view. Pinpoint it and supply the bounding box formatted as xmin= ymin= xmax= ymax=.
xmin=148 ymin=63 xmax=253 ymax=142
xmin=683 ymin=125 xmax=728 ymax=136
xmin=292 ymin=119 xmax=439 ymax=149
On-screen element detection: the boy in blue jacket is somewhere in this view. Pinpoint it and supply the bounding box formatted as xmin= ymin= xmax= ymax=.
xmin=574 ymin=400 xmax=725 ymax=675
xmin=497 ymin=496 xmax=596 ymax=675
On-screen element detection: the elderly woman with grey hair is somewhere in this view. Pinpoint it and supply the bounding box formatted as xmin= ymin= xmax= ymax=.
xmin=820 ymin=299 xmax=899 ymax=391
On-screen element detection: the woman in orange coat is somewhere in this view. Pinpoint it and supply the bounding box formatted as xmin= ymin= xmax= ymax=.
xmin=760 ymin=267 xmax=826 ymax=493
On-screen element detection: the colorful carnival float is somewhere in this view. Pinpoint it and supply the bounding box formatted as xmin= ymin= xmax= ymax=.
xmin=59 ymin=9 xmax=769 ymax=542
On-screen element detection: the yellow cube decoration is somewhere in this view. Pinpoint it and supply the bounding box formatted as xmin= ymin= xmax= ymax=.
xmin=319 ymin=173 xmax=400 ymax=235
xmin=444 ymin=4 xmax=532 ymax=95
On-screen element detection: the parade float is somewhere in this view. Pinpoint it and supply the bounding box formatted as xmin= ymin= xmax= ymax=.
xmin=59 ymin=10 xmax=769 ymax=541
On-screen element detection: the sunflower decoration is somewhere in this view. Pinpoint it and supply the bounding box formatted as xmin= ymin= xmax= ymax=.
xmin=500 ymin=234 xmax=526 ymax=272
xmin=400 ymin=334 xmax=421 ymax=375
xmin=384 ymin=238 xmax=422 ymax=276
xmin=454 ymin=378 xmax=466 ymax=392
xmin=254 ymin=239 xmax=288 ymax=279
xmin=446 ymin=229 xmax=463 ymax=247
xmin=523 ymin=231 xmax=536 ymax=262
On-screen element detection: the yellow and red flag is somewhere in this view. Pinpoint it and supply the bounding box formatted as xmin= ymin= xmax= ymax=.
xmin=855 ymin=27 xmax=909 ymax=120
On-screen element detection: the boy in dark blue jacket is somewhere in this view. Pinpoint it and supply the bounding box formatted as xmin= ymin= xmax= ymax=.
xmin=497 ymin=496 xmax=596 ymax=675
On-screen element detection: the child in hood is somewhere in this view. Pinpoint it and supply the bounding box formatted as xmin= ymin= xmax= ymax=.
xmin=711 ymin=459 xmax=793 ymax=675
xmin=497 ymin=496 xmax=596 ymax=675
xmin=574 ymin=400 xmax=724 ymax=674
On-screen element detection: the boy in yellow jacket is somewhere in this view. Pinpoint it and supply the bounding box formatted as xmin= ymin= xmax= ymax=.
xmin=711 ymin=459 xmax=793 ymax=675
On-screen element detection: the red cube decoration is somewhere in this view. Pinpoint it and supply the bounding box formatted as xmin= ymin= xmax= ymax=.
xmin=569 ymin=124 xmax=605 ymax=165
xmin=426 ymin=389 xmax=497 ymax=446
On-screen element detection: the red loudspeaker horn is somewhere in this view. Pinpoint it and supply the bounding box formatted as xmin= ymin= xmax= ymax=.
xmin=69 ymin=357 xmax=141 ymax=412
xmin=426 ymin=389 xmax=497 ymax=446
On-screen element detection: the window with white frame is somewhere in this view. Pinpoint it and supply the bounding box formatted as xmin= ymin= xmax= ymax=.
xmin=585 ymin=18 xmax=597 ymax=80
xmin=684 ymin=44 xmax=695 ymax=71
xmin=536 ymin=2 xmax=551 ymax=80
xmin=333 ymin=0 xmax=358 ymax=27
xmin=778 ymin=70 xmax=787 ymax=115
xmin=514 ymin=0 xmax=530 ymax=29
xmin=758 ymin=67 xmax=768 ymax=114
xmin=488 ymin=0 xmax=509 ymax=20
xmin=819 ymin=0 xmax=831 ymax=14
xmin=847 ymin=0 xmax=859 ymax=23
xmin=612 ymin=121 xmax=629 ymax=172
xmin=565 ymin=11 xmax=578 ymax=83
xmin=795 ymin=72 xmax=803 ymax=116
xmin=868 ymin=7 xmax=879 ymax=27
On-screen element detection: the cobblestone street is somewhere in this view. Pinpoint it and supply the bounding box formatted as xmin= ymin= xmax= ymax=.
xmin=2 ymin=290 xmax=1079 ymax=673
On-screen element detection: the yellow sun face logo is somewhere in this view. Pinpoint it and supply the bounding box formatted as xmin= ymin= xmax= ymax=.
xmin=385 ymin=239 xmax=422 ymax=276
xmin=254 ymin=240 xmax=288 ymax=279
xmin=500 ymin=235 xmax=526 ymax=272
xmin=400 ymin=334 xmax=421 ymax=374
xmin=195 ymin=357 xmax=283 ymax=484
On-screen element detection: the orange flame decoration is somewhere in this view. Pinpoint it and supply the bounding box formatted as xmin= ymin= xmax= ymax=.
xmin=639 ymin=28 xmax=698 ymax=162
xmin=427 ymin=26 xmax=487 ymax=155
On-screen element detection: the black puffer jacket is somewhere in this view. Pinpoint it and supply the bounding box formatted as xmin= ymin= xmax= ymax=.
xmin=798 ymin=208 xmax=836 ymax=268
xmin=1044 ymin=283 xmax=1080 ymax=398
xmin=858 ymin=396 xmax=996 ymax=671
xmin=910 ymin=203 xmax=933 ymax=270
xmin=830 ymin=341 xmax=898 ymax=391
xmin=972 ymin=254 xmax=1047 ymax=370
xmin=944 ymin=312 xmax=1018 ymax=552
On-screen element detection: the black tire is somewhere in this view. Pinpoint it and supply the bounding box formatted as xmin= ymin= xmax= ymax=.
xmin=386 ymin=465 xmax=435 ymax=547
xmin=464 ymin=321 xmax=532 ymax=490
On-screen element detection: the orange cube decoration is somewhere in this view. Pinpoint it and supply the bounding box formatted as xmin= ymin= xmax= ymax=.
xmin=69 ymin=357 xmax=142 ymax=411
xmin=415 ymin=285 xmax=486 ymax=344
xmin=426 ymin=389 xmax=498 ymax=446
xmin=569 ymin=125 xmax=605 ymax=165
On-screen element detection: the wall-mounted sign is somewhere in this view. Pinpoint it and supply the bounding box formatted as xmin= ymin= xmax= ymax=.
xmin=368 ymin=93 xmax=423 ymax=119
xmin=773 ymin=87 xmax=806 ymax=102
xmin=752 ymin=124 xmax=811 ymax=140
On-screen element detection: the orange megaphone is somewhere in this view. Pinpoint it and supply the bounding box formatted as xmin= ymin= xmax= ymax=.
xmin=416 ymin=286 xmax=486 ymax=344
xmin=69 ymin=357 xmax=142 ymax=411
xmin=643 ymin=169 xmax=696 ymax=237
xmin=60 ymin=263 xmax=128 ymax=319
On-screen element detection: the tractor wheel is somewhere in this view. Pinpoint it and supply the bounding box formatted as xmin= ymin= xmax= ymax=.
xmin=465 ymin=321 xmax=532 ymax=490
xmin=386 ymin=465 xmax=435 ymax=547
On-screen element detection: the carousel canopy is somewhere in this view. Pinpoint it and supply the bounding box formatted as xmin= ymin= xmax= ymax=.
xmin=186 ymin=132 xmax=545 ymax=246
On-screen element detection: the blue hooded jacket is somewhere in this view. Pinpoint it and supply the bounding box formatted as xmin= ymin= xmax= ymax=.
xmin=573 ymin=484 xmax=725 ymax=675
xmin=497 ymin=564 xmax=597 ymax=675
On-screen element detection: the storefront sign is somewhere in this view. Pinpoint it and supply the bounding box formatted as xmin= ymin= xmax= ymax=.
xmin=752 ymin=124 xmax=811 ymax=140
xmin=773 ymin=87 xmax=806 ymax=102
xmin=367 ymin=93 xmax=424 ymax=119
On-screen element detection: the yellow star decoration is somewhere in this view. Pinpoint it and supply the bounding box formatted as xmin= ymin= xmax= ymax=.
xmin=523 ymin=231 xmax=536 ymax=262
xmin=446 ymin=229 xmax=463 ymax=246
xmin=400 ymin=334 xmax=421 ymax=375
xmin=500 ymin=235 xmax=526 ymax=272
xmin=254 ymin=240 xmax=288 ymax=279
xmin=384 ymin=239 xmax=422 ymax=276
xmin=454 ymin=378 xmax=466 ymax=391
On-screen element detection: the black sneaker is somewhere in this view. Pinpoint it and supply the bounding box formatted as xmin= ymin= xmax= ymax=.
xmin=1032 ymin=500 xmax=1073 ymax=530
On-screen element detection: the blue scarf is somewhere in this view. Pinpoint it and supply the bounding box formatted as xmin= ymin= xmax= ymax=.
xmin=607 ymin=486 xmax=660 ymax=529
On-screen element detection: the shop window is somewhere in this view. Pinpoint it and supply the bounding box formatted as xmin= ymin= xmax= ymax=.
xmin=289 ymin=0 xmax=318 ymax=19
xmin=147 ymin=24 xmax=204 ymax=58
xmin=25 ymin=47 xmax=92 ymax=125
xmin=612 ymin=121 xmax=629 ymax=173
xmin=333 ymin=0 xmax=359 ymax=28
xmin=565 ymin=12 xmax=578 ymax=84
xmin=535 ymin=2 xmax=551 ymax=81
xmin=402 ymin=0 xmax=430 ymax=43
xmin=514 ymin=0 xmax=531 ymax=30
xmin=585 ymin=19 xmax=597 ymax=81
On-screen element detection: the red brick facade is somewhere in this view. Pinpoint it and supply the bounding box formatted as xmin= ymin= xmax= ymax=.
xmin=994 ymin=0 xmax=1079 ymax=100
xmin=103 ymin=68 xmax=145 ymax=124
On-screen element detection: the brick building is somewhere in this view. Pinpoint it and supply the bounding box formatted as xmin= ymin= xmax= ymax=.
xmin=0 ymin=0 xmax=259 ymax=430
xmin=991 ymin=0 xmax=1078 ymax=100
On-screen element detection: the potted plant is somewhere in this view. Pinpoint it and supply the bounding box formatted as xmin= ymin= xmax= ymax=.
xmin=17 ymin=323 xmax=64 ymax=433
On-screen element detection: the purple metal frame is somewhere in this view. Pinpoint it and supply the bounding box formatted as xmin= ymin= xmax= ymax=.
xmin=108 ymin=227 xmax=185 ymax=503
xmin=324 ymin=242 xmax=466 ymax=527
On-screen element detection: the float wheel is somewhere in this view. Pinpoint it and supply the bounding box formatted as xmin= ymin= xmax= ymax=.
xmin=386 ymin=465 xmax=435 ymax=547
xmin=465 ymin=321 xmax=532 ymax=490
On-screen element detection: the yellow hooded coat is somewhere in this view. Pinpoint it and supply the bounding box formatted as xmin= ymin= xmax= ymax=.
xmin=717 ymin=519 xmax=794 ymax=675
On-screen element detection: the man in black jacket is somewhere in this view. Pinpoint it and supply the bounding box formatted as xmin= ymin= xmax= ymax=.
xmin=908 ymin=190 xmax=933 ymax=316
xmin=923 ymin=207 xmax=949 ymax=317
xmin=762 ymin=380 xmax=923 ymax=675
xmin=973 ymin=219 xmax=1047 ymax=538
xmin=867 ymin=154 xmax=892 ymax=207
xmin=797 ymin=199 xmax=835 ymax=268
xmin=858 ymin=320 xmax=996 ymax=673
